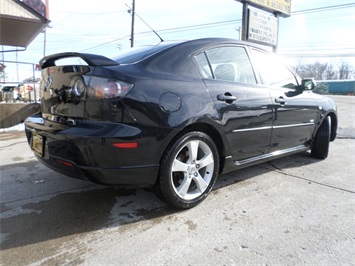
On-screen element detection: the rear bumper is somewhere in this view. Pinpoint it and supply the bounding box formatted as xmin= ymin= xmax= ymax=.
xmin=34 ymin=153 xmax=159 ymax=185
xmin=25 ymin=113 xmax=173 ymax=186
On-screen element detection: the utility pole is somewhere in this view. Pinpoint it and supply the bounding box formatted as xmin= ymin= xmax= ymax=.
xmin=43 ymin=0 xmax=49 ymax=57
xmin=236 ymin=26 xmax=241 ymax=40
xmin=273 ymin=12 xmax=280 ymax=53
xmin=130 ymin=0 xmax=135 ymax=47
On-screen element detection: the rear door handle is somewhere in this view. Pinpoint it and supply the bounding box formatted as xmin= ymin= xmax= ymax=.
xmin=275 ymin=97 xmax=286 ymax=105
xmin=217 ymin=93 xmax=237 ymax=104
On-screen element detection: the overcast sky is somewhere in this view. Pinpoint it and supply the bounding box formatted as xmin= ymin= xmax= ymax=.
xmin=2 ymin=0 xmax=355 ymax=81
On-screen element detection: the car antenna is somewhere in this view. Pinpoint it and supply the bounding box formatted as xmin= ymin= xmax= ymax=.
xmin=125 ymin=3 xmax=164 ymax=44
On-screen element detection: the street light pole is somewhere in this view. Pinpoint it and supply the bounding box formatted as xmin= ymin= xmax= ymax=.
xmin=43 ymin=28 xmax=47 ymax=57
xmin=241 ymin=1 xmax=248 ymax=41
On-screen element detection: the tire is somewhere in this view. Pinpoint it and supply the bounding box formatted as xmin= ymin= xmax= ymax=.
xmin=311 ymin=116 xmax=331 ymax=159
xmin=156 ymin=131 xmax=219 ymax=209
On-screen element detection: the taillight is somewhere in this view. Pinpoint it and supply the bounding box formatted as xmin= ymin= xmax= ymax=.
xmin=26 ymin=86 xmax=34 ymax=91
xmin=88 ymin=77 xmax=133 ymax=99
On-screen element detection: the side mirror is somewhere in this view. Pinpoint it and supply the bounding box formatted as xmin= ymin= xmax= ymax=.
xmin=301 ymin=78 xmax=316 ymax=91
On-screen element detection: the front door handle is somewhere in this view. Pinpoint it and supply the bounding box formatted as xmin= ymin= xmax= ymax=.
xmin=217 ymin=93 xmax=237 ymax=104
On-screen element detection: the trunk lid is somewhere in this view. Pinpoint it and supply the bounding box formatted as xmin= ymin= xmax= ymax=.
xmin=39 ymin=53 xmax=134 ymax=124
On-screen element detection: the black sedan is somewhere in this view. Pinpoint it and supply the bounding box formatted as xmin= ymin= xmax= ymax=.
xmin=25 ymin=38 xmax=337 ymax=208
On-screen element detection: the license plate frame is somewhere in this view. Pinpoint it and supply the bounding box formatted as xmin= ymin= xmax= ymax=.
xmin=31 ymin=133 xmax=44 ymax=157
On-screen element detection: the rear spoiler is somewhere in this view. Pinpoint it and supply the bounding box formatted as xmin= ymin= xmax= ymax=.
xmin=40 ymin=52 xmax=119 ymax=69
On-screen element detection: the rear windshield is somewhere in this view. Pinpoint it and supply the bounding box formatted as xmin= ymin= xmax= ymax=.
xmin=113 ymin=41 xmax=180 ymax=64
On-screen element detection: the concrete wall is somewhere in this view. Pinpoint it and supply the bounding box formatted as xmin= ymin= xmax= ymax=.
xmin=0 ymin=103 xmax=40 ymax=128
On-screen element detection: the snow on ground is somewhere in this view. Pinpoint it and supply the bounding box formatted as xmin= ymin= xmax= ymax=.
xmin=0 ymin=123 xmax=25 ymax=132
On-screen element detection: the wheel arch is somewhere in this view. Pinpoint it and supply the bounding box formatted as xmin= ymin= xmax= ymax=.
xmin=313 ymin=111 xmax=337 ymax=142
xmin=328 ymin=112 xmax=337 ymax=141
xmin=162 ymin=122 xmax=227 ymax=174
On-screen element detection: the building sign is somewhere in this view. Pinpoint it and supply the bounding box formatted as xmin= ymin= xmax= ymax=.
xmin=248 ymin=9 xmax=278 ymax=46
xmin=236 ymin=0 xmax=291 ymax=17
xmin=22 ymin=0 xmax=46 ymax=18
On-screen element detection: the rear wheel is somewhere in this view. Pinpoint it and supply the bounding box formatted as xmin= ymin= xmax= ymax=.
xmin=311 ymin=116 xmax=331 ymax=159
xmin=156 ymin=131 xmax=219 ymax=209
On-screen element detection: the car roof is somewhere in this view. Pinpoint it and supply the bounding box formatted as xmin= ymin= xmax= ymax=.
xmin=0 ymin=83 xmax=19 ymax=88
xmin=113 ymin=38 xmax=268 ymax=64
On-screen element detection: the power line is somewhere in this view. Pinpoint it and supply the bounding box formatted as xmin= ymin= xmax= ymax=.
xmin=9 ymin=2 xmax=355 ymax=57
xmin=80 ymin=36 xmax=130 ymax=52
xmin=154 ymin=19 xmax=242 ymax=34
xmin=78 ymin=3 xmax=354 ymax=52
xmin=291 ymin=3 xmax=355 ymax=15
xmin=281 ymin=53 xmax=355 ymax=58
xmin=79 ymin=19 xmax=242 ymax=52
xmin=131 ymin=3 xmax=354 ymax=36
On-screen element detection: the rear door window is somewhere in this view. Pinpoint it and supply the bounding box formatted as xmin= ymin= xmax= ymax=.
xmin=195 ymin=46 xmax=256 ymax=84
xmin=194 ymin=52 xmax=213 ymax=79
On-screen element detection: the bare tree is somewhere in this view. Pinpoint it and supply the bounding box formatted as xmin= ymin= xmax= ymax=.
xmin=314 ymin=61 xmax=328 ymax=80
xmin=295 ymin=61 xmax=328 ymax=80
xmin=293 ymin=61 xmax=355 ymax=80
xmin=324 ymin=64 xmax=337 ymax=80
xmin=338 ymin=61 xmax=353 ymax=80
xmin=292 ymin=59 xmax=304 ymax=74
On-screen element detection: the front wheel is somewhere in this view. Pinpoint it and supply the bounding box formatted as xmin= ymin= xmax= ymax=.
xmin=156 ymin=131 xmax=219 ymax=209
xmin=311 ymin=116 xmax=331 ymax=159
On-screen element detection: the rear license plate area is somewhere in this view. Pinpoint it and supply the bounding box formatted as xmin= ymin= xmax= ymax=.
xmin=31 ymin=133 xmax=44 ymax=157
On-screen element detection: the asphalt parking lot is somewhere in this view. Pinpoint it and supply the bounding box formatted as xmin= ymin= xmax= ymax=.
xmin=0 ymin=95 xmax=354 ymax=265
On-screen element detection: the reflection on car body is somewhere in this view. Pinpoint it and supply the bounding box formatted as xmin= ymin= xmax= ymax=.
xmin=25 ymin=38 xmax=338 ymax=208
xmin=0 ymin=83 xmax=20 ymax=102
xmin=18 ymin=77 xmax=41 ymax=102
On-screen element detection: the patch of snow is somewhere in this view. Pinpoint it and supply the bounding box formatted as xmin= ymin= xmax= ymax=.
xmin=0 ymin=123 xmax=25 ymax=132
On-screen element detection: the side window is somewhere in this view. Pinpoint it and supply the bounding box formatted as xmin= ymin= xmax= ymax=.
xmin=195 ymin=52 xmax=213 ymax=79
xmin=251 ymin=49 xmax=298 ymax=88
xmin=195 ymin=46 xmax=256 ymax=84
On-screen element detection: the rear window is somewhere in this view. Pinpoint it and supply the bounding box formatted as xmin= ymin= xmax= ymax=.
xmin=113 ymin=42 xmax=179 ymax=64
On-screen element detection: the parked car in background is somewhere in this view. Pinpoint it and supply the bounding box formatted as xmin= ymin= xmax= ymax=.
xmin=18 ymin=77 xmax=41 ymax=102
xmin=0 ymin=83 xmax=20 ymax=102
xmin=25 ymin=38 xmax=338 ymax=208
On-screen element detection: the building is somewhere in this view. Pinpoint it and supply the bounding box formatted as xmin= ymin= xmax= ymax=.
xmin=317 ymin=80 xmax=355 ymax=96
xmin=0 ymin=0 xmax=49 ymax=51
